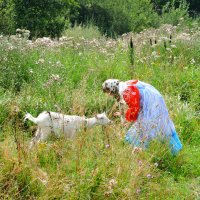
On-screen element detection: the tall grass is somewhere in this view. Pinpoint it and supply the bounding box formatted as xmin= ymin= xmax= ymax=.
xmin=0 ymin=24 xmax=199 ymax=199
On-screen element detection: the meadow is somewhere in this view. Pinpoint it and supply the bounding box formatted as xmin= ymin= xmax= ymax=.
xmin=0 ymin=23 xmax=199 ymax=199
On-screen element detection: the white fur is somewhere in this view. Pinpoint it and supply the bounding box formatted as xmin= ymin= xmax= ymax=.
xmin=24 ymin=111 xmax=111 ymax=148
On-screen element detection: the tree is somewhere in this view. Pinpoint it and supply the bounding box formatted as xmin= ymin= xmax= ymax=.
xmin=0 ymin=0 xmax=15 ymax=34
xmin=74 ymin=0 xmax=158 ymax=36
xmin=187 ymin=0 xmax=200 ymax=16
xmin=13 ymin=0 xmax=78 ymax=38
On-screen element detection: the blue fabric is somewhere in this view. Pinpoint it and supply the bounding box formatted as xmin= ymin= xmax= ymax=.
xmin=124 ymin=81 xmax=183 ymax=155
xmin=169 ymin=131 xmax=183 ymax=155
xmin=125 ymin=127 xmax=182 ymax=154
xmin=125 ymin=126 xmax=149 ymax=148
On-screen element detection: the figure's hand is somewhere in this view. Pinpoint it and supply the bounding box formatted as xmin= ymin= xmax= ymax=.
xmin=113 ymin=112 xmax=121 ymax=117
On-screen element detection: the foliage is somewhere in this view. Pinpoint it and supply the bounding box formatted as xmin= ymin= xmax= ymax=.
xmin=160 ymin=0 xmax=189 ymax=25
xmin=151 ymin=0 xmax=200 ymax=16
xmin=0 ymin=0 xmax=15 ymax=35
xmin=13 ymin=0 xmax=78 ymax=38
xmin=74 ymin=0 xmax=159 ymax=36
xmin=0 ymin=0 xmax=200 ymax=37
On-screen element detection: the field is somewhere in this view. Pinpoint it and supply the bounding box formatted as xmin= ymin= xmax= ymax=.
xmin=0 ymin=24 xmax=199 ymax=199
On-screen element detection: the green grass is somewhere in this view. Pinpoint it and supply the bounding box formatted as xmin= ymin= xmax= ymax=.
xmin=0 ymin=24 xmax=199 ymax=199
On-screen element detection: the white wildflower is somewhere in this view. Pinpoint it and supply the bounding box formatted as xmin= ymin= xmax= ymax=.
xmin=104 ymin=179 xmax=117 ymax=197
xmin=56 ymin=61 xmax=61 ymax=66
xmin=166 ymin=48 xmax=172 ymax=52
xmin=147 ymin=174 xmax=152 ymax=179
xmin=136 ymin=188 xmax=141 ymax=194
xmin=105 ymin=144 xmax=110 ymax=148
xmin=36 ymin=58 xmax=45 ymax=64
xmin=171 ymin=44 xmax=177 ymax=48
xmin=154 ymin=162 xmax=159 ymax=167
xmin=190 ymin=58 xmax=195 ymax=64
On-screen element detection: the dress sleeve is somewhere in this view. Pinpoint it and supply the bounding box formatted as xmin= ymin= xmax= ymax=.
xmin=123 ymin=85 xmax=140 ymax=122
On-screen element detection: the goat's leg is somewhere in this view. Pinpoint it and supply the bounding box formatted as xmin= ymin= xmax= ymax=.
xmin=29 ymin=128 xmax=42 ymax=149
xmin=29 ymin=127 xmax=51 ymax=149
xmin=39 ymin=128 xmax=52 ymax=142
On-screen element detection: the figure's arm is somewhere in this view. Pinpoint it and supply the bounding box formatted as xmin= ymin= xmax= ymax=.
xmin=117 ymin=100 xmax=134 ymax=128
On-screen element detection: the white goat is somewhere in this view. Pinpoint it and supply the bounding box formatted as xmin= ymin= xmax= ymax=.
xmin=24 ymin=111 xmax=112 ymax=148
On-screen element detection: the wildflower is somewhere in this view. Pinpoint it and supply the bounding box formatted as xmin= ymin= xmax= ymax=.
xmin=51 ymin=74 xmax=60 ymax=81
xmin=43 ymin=74 xmax=61 ymax=88
xmin=142 ymin=41 xmax=146 ymax=45
xmin=151 ymin=51 xmax=160 ymax=58
xmin=166 ymin=48 xmax=172 ymax=52
xmin=146 ymin=174 xmax=152 ymax=179
xmin=171 ymin=44 xmax=177 ymax=48
xmin=190 ymin=58 xmax=195 ymax=64
xmin=154 ymin=162 xmax=158 ymax=167
xmin=36 ymin=58 xmax=45 ymax=64
xmin=109 ymin=179 xmax=117 ymax=186
xmin=104 ymin=179 xmax=117 ymax=196
xmin=104 ymin=188 xmax=113 ymax=196
xmin=105 ymin=144 xmax=110 ymax=148
xmin=152 ymin=51 xmax=156 ymax=56
xmin=56 ymin=61 xmax=61 ymax=66
xmin=136 ymin=188 xmax=141 ymax=194
xmin=16 ymin=28 xmax=21 ymax=33
xmin=35 ymin=37 xmax=53 ymax=46
xmin=8 ymin=46 xmax=15 ymax=50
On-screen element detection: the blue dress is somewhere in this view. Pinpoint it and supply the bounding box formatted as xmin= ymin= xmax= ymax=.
xmin=124 ymin=81 xmax=182 ymax=155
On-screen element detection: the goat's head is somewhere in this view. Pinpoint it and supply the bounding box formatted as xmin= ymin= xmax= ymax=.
xmin=95 ymin=112 xmax=112 ymax=125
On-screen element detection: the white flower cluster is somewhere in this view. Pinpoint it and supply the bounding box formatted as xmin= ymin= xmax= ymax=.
xmin=16 ymin=28 xmax=30 ymax=39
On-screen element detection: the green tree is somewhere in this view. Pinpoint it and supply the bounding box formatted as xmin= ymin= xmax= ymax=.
xmin=74 ymin=0 xmax=158 ymax=36
xmin=13 ymin=0 xmax=78 ymax=38
xmin=160 ymin=0 xmax=189 ymax=25
xmin=152 ymin=0 xmax=200 ymax=16
xmin=187 ymin=0 xmax=200 ymax=15
xmin=0 ymin=0 xmax=15 ymax=34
